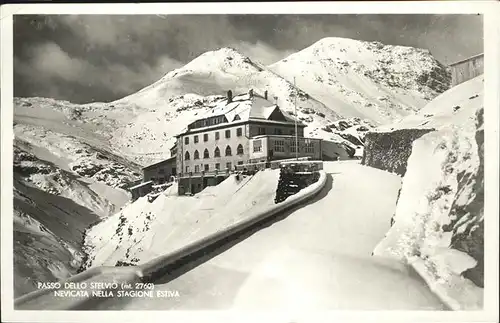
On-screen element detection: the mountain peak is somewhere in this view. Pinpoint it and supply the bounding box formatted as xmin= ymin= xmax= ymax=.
xmin=182 ymin=47 xmax=254 ymax=70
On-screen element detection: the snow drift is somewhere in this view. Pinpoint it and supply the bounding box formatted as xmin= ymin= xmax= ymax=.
xmin=82 ymin=170 xmax=281 ymax=268
xmin=371 ymin=76 xmax=484 ymax=310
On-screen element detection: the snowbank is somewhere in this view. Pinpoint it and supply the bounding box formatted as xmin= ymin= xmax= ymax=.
xmin=373 ymin=83 xmax=484 ymax=310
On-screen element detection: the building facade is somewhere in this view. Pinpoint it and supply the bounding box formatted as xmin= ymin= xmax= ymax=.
xmin=175 ymin=89 xmax=318 ymax=195
xmin=248 ymin=135 xmax=322 ymax=162
xmin=142 ymin=156 xmax=177 ymax=184
xmin=449 ymin=53 xmax=484 ymax=87
xmin=129 ymin=181 xmax=153 ymax=201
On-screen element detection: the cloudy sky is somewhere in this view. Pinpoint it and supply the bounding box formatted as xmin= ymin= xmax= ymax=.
xmin=14 ymin=14 xmax=483 ymax=104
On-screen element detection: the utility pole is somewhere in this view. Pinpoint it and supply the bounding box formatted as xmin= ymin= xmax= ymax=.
xmin=294 ymin=76 xmax=298 ymax=161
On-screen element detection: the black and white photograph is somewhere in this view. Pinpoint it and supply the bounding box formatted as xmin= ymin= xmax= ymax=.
xmin=1 ymin=2 xmax=499 ymax=322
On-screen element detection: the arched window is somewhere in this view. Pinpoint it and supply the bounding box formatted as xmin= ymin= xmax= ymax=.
xmin=214 ymin=147 xmax=220 ymax=157
xmin=203 ymin=148 xmax=209 ymax=159
xmin=194 ymin=150 xmax=200 ymax=159
xmin=237 ymin=144 xmax=244 ymax=155
xmin=225 ymin=145 xmax=232 ymax=156
xmin=185 ymin=151 xmax=190 ymax=160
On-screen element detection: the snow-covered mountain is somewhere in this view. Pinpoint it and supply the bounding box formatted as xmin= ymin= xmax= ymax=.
xmin=95 ymin=40 xmax=448 ymax=165
xmin=12 ymin=36 xmax=452 ymax=297
xmin=270 ymin=37 xmax=450 ymax=125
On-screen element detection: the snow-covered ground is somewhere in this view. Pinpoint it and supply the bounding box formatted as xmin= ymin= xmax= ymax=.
xmin=83 ymin=169 xmax=281 ymax=268
xmin=93 ymin=161 xmax=445 ymax=310
xmin=11 ymin=36 xmax=456 ymax=303
xmin=372 ymin=76 xmax=484 ymax=310
xmin=375 ymin=75 xmax=483 ymax=133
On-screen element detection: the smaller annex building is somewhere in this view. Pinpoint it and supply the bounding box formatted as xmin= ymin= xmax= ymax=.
xmin=128 ymin=154 xmax=177 ymax=201
xmin=142 ymin=156 xmax=177 ymax=184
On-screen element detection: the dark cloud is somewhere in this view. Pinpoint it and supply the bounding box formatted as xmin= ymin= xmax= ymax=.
xmin=14 ymin=14 xmax=483 ymax=104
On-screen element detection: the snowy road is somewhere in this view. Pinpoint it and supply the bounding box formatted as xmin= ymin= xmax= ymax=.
xmin=95 ymin=161 xmax=445 ymax=310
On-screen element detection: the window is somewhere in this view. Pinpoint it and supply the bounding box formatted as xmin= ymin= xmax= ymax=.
xmin=203 ymin=133 xmax=208 ymax=142
xmin=226 ymin=162 xmax=232 ymax=170
xmin=215 ymin=163 xmax=220 ymax=170
xmin=195 ymin=165 xmax=200 ymax=173
xmin=194 ymin=150 xmax=200 ymax=159
xmin=305 ymin=140 xmax=315 ymax=153
xmin=237 ymin=144 xmax=244 ymax=155
xmin=214 ymin=147 xmax=221 ymax=157
xmin=274 ymin=128 xmax=282 ymax=135
xmin=215 ymin=132 xmax=220 ymax=140
xmin=274 ymin=140 xmax=285 ymax=152
xmin=258 ymin=127 xmax=265 ymax=135
xmin=225 ymin=145 xmax=232 ymax=156
xmin=253 ymin=140 xmax=262 ymax=152
xmin=236 ymin=127 xmax=242 ymax=137
xmin=185 ymin=151 xmax=190 ymax=160
xmin=194 ymin=135 xmax=199 ymax=143
xmin=225 ymin=129 xmax=231 ymax=138
xmin=203 ymin=148 xmax=209 ymax=159
xmin=204 ymin=164 xmax=209 ymax=171
xmin=233 ymin=114 xmax=241 ymax=121
xmin=159 ymin=168 xmax=165 ymax=174
xmin=237 ymin=161 xmax=244 ymax=165
xmin=184 ymin=137 xmax=189 ymax=145
xmin=290 ymin=140 xmax=297 ymax=153
xmin=185 ymin=166 xmax=190 ymax=173
xmin=290 ymin=129 xmax=295 ymax=135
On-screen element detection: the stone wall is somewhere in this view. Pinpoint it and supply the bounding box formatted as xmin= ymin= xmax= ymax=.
xmin=274 ymin=165 xmax=320 ymax=204
xmin=362 ymin=128 xmax=434 ymax=176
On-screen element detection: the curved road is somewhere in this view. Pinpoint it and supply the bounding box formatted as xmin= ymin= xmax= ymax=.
xmin=97 ymin=161 xmax=445 ymax=310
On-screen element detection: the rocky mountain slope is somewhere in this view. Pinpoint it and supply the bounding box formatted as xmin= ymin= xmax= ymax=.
xmin=367 ymin=76 xmax=484 ymax=309
xmin=12 ymin=106 xmax=142 ymax=297
xmin=270 ymin=37 xmax=451 ymax=125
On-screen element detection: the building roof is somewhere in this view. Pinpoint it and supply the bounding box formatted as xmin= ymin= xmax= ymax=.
xmin=251 ymin=134 xmax=321 ymax=141
xmin=448 ymin=53 xmax=484 ymax=67
xmin=142 ymin=156 xmax=176 ymax=170
xmin=129 ymin=180 xmax=153 ymax=190
xmin=176 ymin=90 xmax=304 ymax=137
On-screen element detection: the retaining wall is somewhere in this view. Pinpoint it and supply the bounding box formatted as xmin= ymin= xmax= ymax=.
xmin=362 ymin=129 xmax=434 ymax=176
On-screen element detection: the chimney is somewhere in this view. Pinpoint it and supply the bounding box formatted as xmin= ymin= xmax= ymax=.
xmin=264 ymin=90 xmax=268 ymax=100
xmin=248 ymin=89 xmax=253 ymax=98
xmin=227 ymin=90 xmax=233 ymax=103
